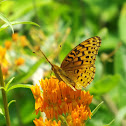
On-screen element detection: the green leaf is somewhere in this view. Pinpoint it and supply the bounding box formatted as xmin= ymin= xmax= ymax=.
xmin=0 ymin=12 xmax=14 ymax=33
xmin=5 ymin=77 xmax=15 ymax=91
xmin=8 ymin=100 xmax=16 ymax=108
xmin=7 ymin=84 xmax=31 ymax=92
xmin=118 ymin=3 xmax=126 ymax=44
xmin=0 ymin=108 xmax=4 ymax=117
xmin=89 ymin=74 xmax=120 ymax=95
xmin=0 ymin=21 xmax=40 ymax=31
xmin=104 ymin=119 xmax=115 ymax=126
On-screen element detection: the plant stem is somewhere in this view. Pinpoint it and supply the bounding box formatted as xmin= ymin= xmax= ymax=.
xmin=0 ymin=65 xmax=11 ymax=126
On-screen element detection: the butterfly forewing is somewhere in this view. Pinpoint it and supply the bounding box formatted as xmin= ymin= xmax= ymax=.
xmin=60 ymin=36 xmax=101 ymax=89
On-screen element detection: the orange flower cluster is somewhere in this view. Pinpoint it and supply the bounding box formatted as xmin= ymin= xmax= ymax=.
xmin=0 ymin=46 xmax=6 ymax=59
xmin=33 ymin=117 xmax=61 ymax=126
xmin=5 ymin=40 xmax=12 ymax=50
xmin=70 ymin=105 xmax=91 ymax=126
xmin=31 ymin=77 xmax=93 ymax=126
xmin=0 ymin=46 xmax=8 ymax=79
xmin=12 ymin=33 xmax=18 ymax=41
xmin=0 ymin=33 xmax=28 ymax=79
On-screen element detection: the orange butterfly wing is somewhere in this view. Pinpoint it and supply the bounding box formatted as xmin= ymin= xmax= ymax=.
xmin=60 ymin=36 xmax=101 ymax=89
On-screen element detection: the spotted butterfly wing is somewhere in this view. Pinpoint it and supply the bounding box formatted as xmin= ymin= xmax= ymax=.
xmin=60 ymin=36 xmax=101 ymax=89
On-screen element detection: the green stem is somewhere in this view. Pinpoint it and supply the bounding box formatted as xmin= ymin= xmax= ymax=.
xmin=0 ymin=65 xmax=11 ymax=126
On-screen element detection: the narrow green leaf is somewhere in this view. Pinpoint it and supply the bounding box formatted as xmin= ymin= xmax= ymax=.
xmin=7 ymin=84 xmax=31 ymax=92
xmin=5 ymin=77 xmax=15 ymax=91
xmin=0 ymin=12 xmax=14 ymax=33
xmin=0 ymin=108 xmax=4 ymax=117
xmin=104 ymin=119 xmax=115 ymax=126
xmin=0 ymin=21 xmax=40 ymax=31
xmin=85 ymin=101 xmax=104 ymax=123
xmin=92 ymin=101 xmax=104 ymax=117
xmin=8 ymin=100 xmax=16 ymax=108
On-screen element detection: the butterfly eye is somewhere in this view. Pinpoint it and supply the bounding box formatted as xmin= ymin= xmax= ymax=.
xmin=58 ymin=69 xmax=62 ymax=73
xmin=51 ymin=67 xmax=54 ymax=71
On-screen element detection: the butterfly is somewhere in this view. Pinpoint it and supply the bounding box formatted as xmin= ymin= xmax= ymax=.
xmin=34 ymin=36 xmax=101 ymax=91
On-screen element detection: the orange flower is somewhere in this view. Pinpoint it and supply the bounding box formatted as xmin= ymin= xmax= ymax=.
xmin=5 ymin=40 xmax=11 ymax=49
xmin=33 ymin=117 xmax=61 ymax=126
xmin=1 ymin=66 xmax=8 ymax=76
xmin=20 ymin=36 xmax=28 ymax=47
xmin=71 ymin=105 xmax=91 ymax=126
xmin=0 ymin=46 xmax=9 ymax=79
xmin=31 ymin=84 xmax=43 ymax=114
xmin=1 ymin=66 xmax=8 ymax=80
xmin=15 ymin=57 xmax=24 ymax=66
xmin=31 ymin=78 xmax=93 ymax=120
xmin=0 ymin=46 xmax=6 ymax=60
xmin=12 ymin=33 xmax=18 ymax=42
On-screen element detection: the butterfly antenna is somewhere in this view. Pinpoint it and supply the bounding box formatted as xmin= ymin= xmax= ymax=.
xmin=33 ymin=49 xmax=53 ymax=67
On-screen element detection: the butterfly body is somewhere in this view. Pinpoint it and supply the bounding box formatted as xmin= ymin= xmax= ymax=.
xmin=51 ymin=64 xmax=76 ymax=91
xmin=37 ymin=36 xmax=101 ymax=91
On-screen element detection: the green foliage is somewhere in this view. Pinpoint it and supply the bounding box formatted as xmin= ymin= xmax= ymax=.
xmin=89 ymin=74 xmax=121 ymax=95
xmin=0 ymin=0 xmax=126 ymax=126
xmin=0 ymin=12 xmax=14 ymax=33
xmin=119 ymin=3 xmax=126 ymax=45
xmin=0 ymin=21 xmax=40 ymax=32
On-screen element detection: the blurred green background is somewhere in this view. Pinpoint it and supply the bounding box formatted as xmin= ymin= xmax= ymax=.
xmin=0 ymin=0 xmax=126 ymax=126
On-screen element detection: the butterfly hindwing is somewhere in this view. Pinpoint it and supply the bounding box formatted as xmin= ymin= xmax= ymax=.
xmin=64 ymin=65 xmax=96 ymax=89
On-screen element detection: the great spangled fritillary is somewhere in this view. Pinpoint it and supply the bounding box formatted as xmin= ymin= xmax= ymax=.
xmin=36 ymin=36 xmax=101 ymax=91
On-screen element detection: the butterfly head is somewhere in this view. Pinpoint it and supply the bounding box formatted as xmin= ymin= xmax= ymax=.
xmin=51 ymin=64 xmax=61 ymax=73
